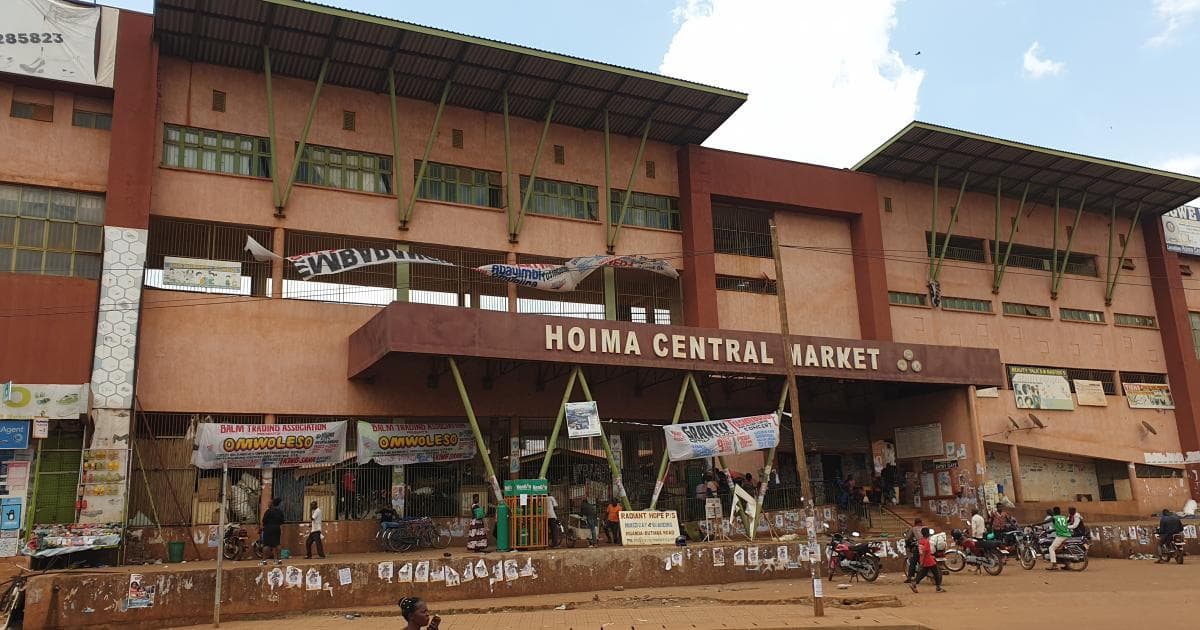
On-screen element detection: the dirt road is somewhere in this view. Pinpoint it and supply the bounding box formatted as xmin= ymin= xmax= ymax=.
xmin=180 ymin=557 xmax=1200 ymax=629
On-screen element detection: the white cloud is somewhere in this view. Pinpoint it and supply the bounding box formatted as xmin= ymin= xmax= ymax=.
xmin=1146 ymin=0 xmax=1200 ymax=47
xmin=1021 ymin=42 xmax=1065 ymax=79
xmin=659 ymin=0 xmax=923 ymax=168
xmin=1157 ymin=154 xmax=1200 ymax=176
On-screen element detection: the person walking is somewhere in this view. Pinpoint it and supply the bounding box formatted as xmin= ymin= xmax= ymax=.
xmin=466 ymin=494 xmax=488 ymax=552
xmin=304 ymin=500 xmax=326 ymax=559
xmin=904 ymin=518 xmax=924 ymax=583
xmin=909 ymin=527 xmax=944 ymax=593
xmin=580 ymin=498 xmax=599 ymax=547
xmin=260 ymin=497 xmax=284 ymax=566
xmin=969 ymin=509 xmax=987 ymax=539
xmin=606 ymin=498 xmax=622 ymax=545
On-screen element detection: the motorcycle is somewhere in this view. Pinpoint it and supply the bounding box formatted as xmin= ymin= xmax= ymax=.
xmin=222 ymin=523 xmax=265 ymax=561
xmin=1017 ymin=526 xmax=1089 ymax=571
xmin=943 ymin=529 xmax=1004 ymax=575
xmin=827 ymin=531 xmax=881 ymax=582
xmin=1155 ymin=529 xmax=1186 ymax=564
xmin=548 ymin=514 xmax=579 ymax=549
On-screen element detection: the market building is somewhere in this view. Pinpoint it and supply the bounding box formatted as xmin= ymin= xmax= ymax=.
xmin=3 ymin=0 xmax=1200 ymax=566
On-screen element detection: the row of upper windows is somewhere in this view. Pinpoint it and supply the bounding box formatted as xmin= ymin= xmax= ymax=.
xmin=887 ymin=291 xmax=1158 ymax=328
xmin=0 ymin=183 xmax=105 ymax=279
xmin=160 ymin=124 xmax=679 ymax=231
xmin=9 ymin=95 xmax=111 ymax=129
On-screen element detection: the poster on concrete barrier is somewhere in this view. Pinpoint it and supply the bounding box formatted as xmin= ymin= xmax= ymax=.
xmin=618 ymin=510 xmax=680 ymax=546
xmin=663 ymin=413 xmax=779 ymax=462
xmin=357 ymin=422 xmax=477 ymax=465
xmin=192 ymin=422 xmax=346 ymax=469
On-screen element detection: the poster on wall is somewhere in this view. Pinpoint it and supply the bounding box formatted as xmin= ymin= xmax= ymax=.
xmin=192 ymin=422 xmax=346 ymax=469
xmin=565 ymin=402 xmax=602 ymax=439
xmin=356 ymin=422 xmax=476 ymax=466
xmin=1073 ymin=380 xmax=1108 ymax=407
xmin=0 ymin=423 xmax=30 ymax=450
xmin=162 ymin=257 xmax=243 ymax=290
xmin=1 ymin=384 xmax=88 ymax=419
xmin=894 ymin=423 xmax=944 ymax=459
xmin=920 ymin=472 xmax=936 ymax=498
xmin=1123 ymin=383 xmax=1175 ymax=410
xmin=4 ymin=1 xmax=118 ymax=88
xmin=1163 ymin=206 xmax=1200 ymax=256
xmin=1010 ymin=367 xmax=1074 ymax=410
xmin=617 ymin=510 xmax=680 ymax=546
xmin=662 ymin=413 xmax=779 ymax=462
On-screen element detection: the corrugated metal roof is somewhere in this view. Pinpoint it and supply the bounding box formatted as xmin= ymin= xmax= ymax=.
xmin=855 ymin=121 xmax=1200 ymax=217
xmin=154 ymin=0 xmax=746 ymax=145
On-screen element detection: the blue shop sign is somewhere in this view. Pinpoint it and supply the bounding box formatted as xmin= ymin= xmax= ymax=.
xmin=0 ymin=421 xmax=30 ymax=450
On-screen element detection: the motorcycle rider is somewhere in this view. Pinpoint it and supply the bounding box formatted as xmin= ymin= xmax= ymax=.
xmin=1157 ymin=508 xmax=1184 ymax=563
xmin=1046 ymin=506 xmax=1071 ymax=570
xmin=1067 ymin=507 xmax=1086 ymax=538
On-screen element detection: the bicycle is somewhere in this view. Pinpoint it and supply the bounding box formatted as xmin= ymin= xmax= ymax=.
xmin=380 ymin=516 xmax=451 ymax=552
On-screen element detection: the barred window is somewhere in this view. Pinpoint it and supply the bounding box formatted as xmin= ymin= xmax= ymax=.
xmin=1006 ymin=365 xmax=1115 ymax=394
xmin=416 ymin=162 xmax=503 ymax=209
xmin=1120 ymin=371 xmax=1168 ymax=385
xmin=1002 ymin=302 xmax=1051 ymax=318
xmin=616 ymin=267 xmax=680 ymax=324
xmin=926 ymin=232 xmax=987 ymax=263
xmin=162 ymin=124 xmax=271 ymax=178
xmin=144 ymin=217 xmax=273 ymax=296
xmin=10 ymin=101 xmax=52 ymax=122
xmin=718 ymin=275 xmax=777 ymax=295
xmin=1114 ymin=313 xmax=1156 ymax=328
xmin=712 ymin=203 xmax=771 ymax=258
xmin=516 ymin=253 xmax=604 ymax=319
xmin=519 ymin=176 xmax=598 ymax=221
xmin=1061 ymin=307 xmax=1104 ymax=323
xmin=73 ymin=110 xmax=112 ymax=130
xmin=1191 ymin=312 xmax=1200 ymax=359
xmin=941 ymin=296 xmax=993 ymax=313
xmin=1135 ymin=464 xmax=1182 ymax=479
xmin=297 ymin=144 xmax=392 ymax=194
xmin=888 ymin=291 xmax=927 ymax=307
xmin=609 ymin=190 xmax=680 ymax=231
xmin=992 ymin=241 xmax=1099 ymax=277
xmin=0 ymin=184 xmax=104 ymax=279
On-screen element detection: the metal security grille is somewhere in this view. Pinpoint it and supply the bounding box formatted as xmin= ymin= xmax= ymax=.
xmin=718 ymin=275 xmax=778 ymax=295
xmin=283 ymin=230 xmax=401 ymax=305
xmin=145 ymin=217 xmax=273 ymax=296
xmin=614 ymin=267 xmax=680 ymax=324
xmin=992 ymin=241 xmax=1099 ymax=277
xmin=926 ymin=232 xmax=987 ymax=263
xmin=408 ymin=243 xmax=508 ymax=309
xmin=712 ymin=203 xmax=771 ymax=257
xmin=272 ymin=416 xmax=392 ymax=523
xmin=32 ymin=421 xmax=83 ymax=524
xmin=1119 ymin=371 xmax=1168 ymax=385
xmin=515 ymin=254 xmax=604 ymax=318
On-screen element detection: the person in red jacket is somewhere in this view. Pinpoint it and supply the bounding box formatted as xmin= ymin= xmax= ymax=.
xmin=909 ymin=527 xmax=945 ymax=593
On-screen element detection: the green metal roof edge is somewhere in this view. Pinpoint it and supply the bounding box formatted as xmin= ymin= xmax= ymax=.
xmin=263 ymin=0 xmax=749 ymax=101
xmin=853 ymin=120 xmax=1200 ymax=186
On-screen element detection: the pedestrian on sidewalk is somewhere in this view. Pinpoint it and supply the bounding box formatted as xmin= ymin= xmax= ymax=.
xmin=399 ymin=596 xmax=441 ymax=630
xmin=904 ymin=518 xmax=924 ymax=582
xmin=305 ymin=500 xmax=326 ymax=559
xmin=606 ymin=498 xmax=622 ymax=545
xmin=909 ymin=527 xmax=944 ymax=593
xmin=580 ymin=498 xmax=599 ymax=547
xmin=260 ymin=497 xmax=284 ymax=566
xmin=467 ymin=494 xmax=488 ymax=552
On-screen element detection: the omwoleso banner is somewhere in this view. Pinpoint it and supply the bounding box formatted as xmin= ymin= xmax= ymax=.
xmin=192 ymin=422 xmax=346 ymax=469
xmin=663 ymin=413 xmax=779 ymax=462
xmin=356 ymin=422 xmax=477 ymax=465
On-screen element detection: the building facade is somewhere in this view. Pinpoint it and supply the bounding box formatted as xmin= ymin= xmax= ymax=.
xmin=3 ymin=0 xmax=1200 ymax=557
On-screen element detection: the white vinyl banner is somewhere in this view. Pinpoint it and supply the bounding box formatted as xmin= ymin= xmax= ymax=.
xmin=288 ymin=248 xmax=454 ymax=280
xmin=476 ymin=255 xmax=678 ymax=292
xmin=0 ymin=384 xmax=87 ymax=419
xmin=356 ymin=422 xmax=477 ymax=466
xmin=3 ymin=1 xmax=109 ymax=87
xmin=192 ymin=422 xmax=347 ymax=469
xmin=663 ymin=413 xmax=779 ymax=462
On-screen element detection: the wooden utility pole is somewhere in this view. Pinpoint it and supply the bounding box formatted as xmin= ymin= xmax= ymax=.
xmin=769 ymin=220 xmax=824 ymax=617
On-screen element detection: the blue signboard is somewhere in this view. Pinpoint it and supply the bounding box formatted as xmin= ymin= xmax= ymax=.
xmin=0 ymin=498 xmax=21 ymax=532
xmin=0 ymin=421 xmax=30 ymax=450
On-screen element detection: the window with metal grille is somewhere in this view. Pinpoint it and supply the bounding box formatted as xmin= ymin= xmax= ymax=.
xmin=1005 ymin=365 xmax=1115 ymax=394
xmin=887 ymin=291 xmax=927 ymax=307
xmin=516 ymin=253 xmax=604 ymax=319
xmin=406 ymin=243 xmax=508 ymax=310
xmin=926 ymin=232 xmax=987 ymax=263
xmin=10 ymin=101 xmax=53 ymax=122
xmin=416 ymin=161 xmax=503 ymax=209
xmin=296 ymin=144 xmax=392 ymax=194
xmin=609 ymin=190 xmax=680 ymax=230
xmin=72 ymin=110 xmax=112 ymax=130
xmin=272 ymin=416 xmax=396 ymax=522
xmin=616 ymin=266 xmax=680 ymax=324
xmin=162 ymin=124 xmax=272 ymax=178
xmin=211 ymin=90 xmax=226 ymax=112
xmin=645 ymin=160 xmax=656 ymax=179
xmin=941 ymin=296 xmax=993 ymax=313
xmin=144 ymin=217 xmax=273 ymax=296
xmin=1120 ymin=371 xmax=1168 ymax=385
xmin=0 ymin=184 xmax=104 ymax=279
xmin=519 ymin=176 xmax=598 ymax=221
xmin=991 ymin=241 xmax=1099 ymax=277
xmin=1002 ymin=302 xmax=1051 ymax=318
xmin=1114 ymin=313 xmax=1156 ymax=328
xmin=451 ymin=128 xmax=464 ymax=149
xmin=553 ymin=144 xmax=565 ymax=164
xmin=712 ymin=203 xmax=772 ymax=258
xmin=1134 ymin=464 xmax=1182 ymax=479
xmin=1191 ymin=312 xmax=1200 ymax=359
xmin=1060 ymin=307 xmax=1105 ymax=323
xmin=718 ymin=275 xmax=778 ymax=295
xmin=342 ymin=110 xmax=356 ymax=131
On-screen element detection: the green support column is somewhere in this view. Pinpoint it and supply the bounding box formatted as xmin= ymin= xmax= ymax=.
xmin=607 ymin=117 xmax=652 ymax=254
xmin=1052 ymin=189 xmax=1060 ymax=287
xmin=749 ymin=381 xmax=790 ymax=537
xmin=502 ymin=91 xmax=515 ymax=237
xmin=280 ymin=57 xmax=331 ymax=211
xmin=992 ymin=182 xmax=1031 ymax=293
xmin=395 ymin=243 xmax=410 ymax=302
xmin=648 ymin=374 xmax=694 ymax=510
xmin=1105 ymin=202 xmax=1142 ymax=305
xmin=511 ymin=99 xmax=557 ymax=242
xmin=928 ymin=165 xmax=939 ymax=278
xmin=538 ymin=365 xmax=579 ymax=480
xmin=992 ymin=177 xmax=1002 ymax=287
xmin=930 ymin=171 xmax=970 ymax=281
xmin=603 ymin=267 xmax=617 ymax=320
xmin=447 ymin=357 xmax=504 ymax=503
xmin=387 ymin=71 xmax=404 ymax=225
xmin=403 ymin=80 xmax=452 ymax=230
xmin=263 ymin=46 xmax=281 ymax=211
xmin=687 ymin=375 xmax=751 ymax=535
xmin=1051 ymin=190 xmax=1086 ymax=299
xmin=576 ymin=371 xmax=631 ymax=510
xmin=602 ymin=110 xmax=611 ymax=238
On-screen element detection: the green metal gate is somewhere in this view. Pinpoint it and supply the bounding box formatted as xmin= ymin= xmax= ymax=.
xmin=32 ymin=421 xmax=84 ymax=524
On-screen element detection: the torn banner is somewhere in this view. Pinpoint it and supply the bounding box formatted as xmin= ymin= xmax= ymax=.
xmin=243 ymin=236 xmax=453 ymax=279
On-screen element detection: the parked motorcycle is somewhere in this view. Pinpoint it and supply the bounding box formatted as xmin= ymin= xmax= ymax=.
xmin=1017 ymin=526 xmax=1089 ymax=571
xmin=548 ymin=515 xmax=579 ymax=549
xmin=222 ymin=523 xmax=265 ymax=561
xmin=943 ymin=529 xmax=1004 ymax=575
xmin=827 ymin=531 xmax=881 ymax=582
xmin=1155 ymin=529 xmax=1186 ymax=564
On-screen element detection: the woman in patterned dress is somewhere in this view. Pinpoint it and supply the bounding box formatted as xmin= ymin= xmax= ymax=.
xmin=466 ymin=494 xmax=488 ymax=552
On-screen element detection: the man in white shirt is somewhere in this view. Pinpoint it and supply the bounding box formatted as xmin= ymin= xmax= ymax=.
xmin=546 ymin=495 xmax=560 ymax=547
xmin=305 ymin=500 xmax=326 ymax=559
xmin=969 ymin=509 xmax=987 ymax=539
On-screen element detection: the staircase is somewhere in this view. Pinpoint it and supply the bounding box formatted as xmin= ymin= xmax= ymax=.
xmin=861 ymin=505 xmax=956 ymax=538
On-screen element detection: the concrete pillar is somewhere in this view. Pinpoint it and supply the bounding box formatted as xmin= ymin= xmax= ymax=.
xmin=677 ymin=145 xmax=718 ymax=328
xmin=1008 ymin=444 xmax=1023 ymax=503
xmin=270 ymin=227 xmax=284 ymax=298
xmin=965 ymin=386 xmax=987 ymax=500
xmin=1126 ymin=462 xmax=1141 ymax=506
xmin=259 ymin=414 xmax=276 ymax=516
xmin=509 ymin=417 xmax=520 ymax=480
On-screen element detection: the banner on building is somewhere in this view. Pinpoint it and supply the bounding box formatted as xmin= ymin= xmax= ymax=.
xmin=289 ymin=248 xmax=454 ymax=280
xmin=162 ymin=257 xmax=243 ymax=289
xmin=617 ymin=510 xmax=680 ymax=546
xmin=192 ymin=422 xmax=346 ymax=469
xmin=356 ymin=422 xmax=477 ymax=466
xmin=663 ymin=413 xmax=779 ymax=462
xmin=476 ymin=254 xmax=678 ymax=292
xmin=5 ymin=1 xmax=118 ymax=88
xmin=1163 ymin=206 xmax=1200 ymax=256
xmin=1073 ymin=380 xmax=1108 ymax=406
xmin=1 ymin=384 xmax=87 ymax=419
xmin=1123 ymin=383 xmax=1175 ymax=409
xmin=0 ymin=423 xmax=30 ymax=450
xmin=565 ymin=401 xmax=602 ymax=439
xmin=1011 ymin=367 xmax=1074 ymax=410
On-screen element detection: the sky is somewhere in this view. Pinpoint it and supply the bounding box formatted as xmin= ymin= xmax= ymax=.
xmin=103 ymin=0 xmax=1200 ymax=178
